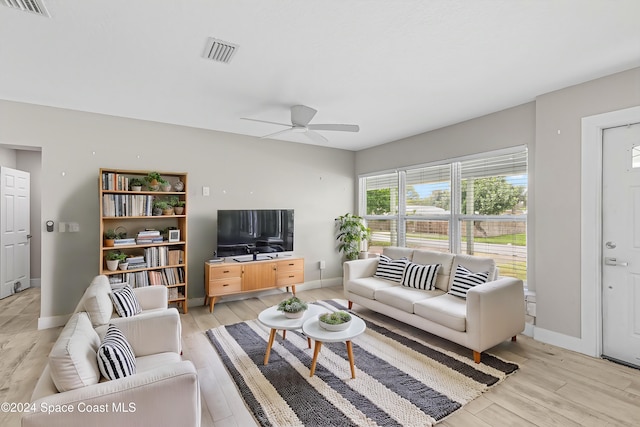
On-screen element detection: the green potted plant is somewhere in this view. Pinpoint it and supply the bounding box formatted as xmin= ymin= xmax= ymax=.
xmin=173 ymin=199 xmax=186 ymax=215
xmin=154 ymin=200 xmax=173 ymax=216
xmin=319 ymin=311 xmax=352 ymax=331
xmin=129 ymin=177 xmax=144 ymax=191
xmin=145 ymin=172 xmax=165 ymax=191
xmin=277 ymin=296 xmax=308 ymax=319
xmin=103 ymin=229 xmax=117 ymax=247
xmin=335 ymin=213 xmax=371 ymax=260
xmin=105 ymin=250 xmax=126 ymax=271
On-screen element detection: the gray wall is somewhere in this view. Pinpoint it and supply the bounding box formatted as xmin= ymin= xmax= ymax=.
xmin=0 ymin=100 xmax=355 ymax=322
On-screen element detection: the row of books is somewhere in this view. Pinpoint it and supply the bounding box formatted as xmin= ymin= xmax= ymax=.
xmin=168 ymin=288 xmax=184 ymax=300
xmin=102 ymin=172 xmax=132 ymax=191
xmin=106 ymin=268 xmax=185 ymax=288
xmin=136 ymin=229 xmax=163 ymax=244
xmin=144 ymin=246 xmax=184 ymax=268
xmin=103 ymin=194 xmax=156 ymax=217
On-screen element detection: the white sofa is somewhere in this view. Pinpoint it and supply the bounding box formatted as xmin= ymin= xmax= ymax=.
xmin=344 ymin=247 xmax=525 ymax=363
xmin=23 ymin=277 xmax=200 ymax=427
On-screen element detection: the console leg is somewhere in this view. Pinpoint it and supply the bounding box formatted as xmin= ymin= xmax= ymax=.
xmin=473 ymin=351 xmax=481 ymax=364
xmin=348 ymin=301 xmax=353 ymax=310
xmin=209 ymin=296 xmax=218 ymax=313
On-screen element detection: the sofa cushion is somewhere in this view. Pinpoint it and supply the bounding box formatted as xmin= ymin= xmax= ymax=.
xmin=414 ymin=294 xmax=467 ymax=332
xmin=346 ymin=277 xmax=397 ymax=299
xmin=374 ymin=255 xmax=409 ymax=283
xmin=412 ymin=250 xmax=456 ymax=291
xmin=48 ymin=312 xmax=101 ymax=392
xmin=401 ymin=262 xmax=440 ymax=290
xmin=382 ymin=246 xmax=414 ymax=261
xmin=110 ymin=285 xmax=142 ymax=318
xmin=376 ymin=286 xmax=443 ymax=313
xmin=83 ymin=277 xmax=114 ymax=327
xmin=97 ymin=324 xmax=136 ymax=380
xmin=449 ymin=254 xmax=496 ymax=287
xmin=448 ymin=265 xmax=490 ymax=298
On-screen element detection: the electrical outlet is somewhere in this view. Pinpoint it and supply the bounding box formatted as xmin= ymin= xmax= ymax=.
xmin=319 ymin=260 xmax=326 ymax=270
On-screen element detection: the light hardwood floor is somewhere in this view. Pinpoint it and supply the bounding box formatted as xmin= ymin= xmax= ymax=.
xmin=2 ymin=287 xmax=639 ymax=427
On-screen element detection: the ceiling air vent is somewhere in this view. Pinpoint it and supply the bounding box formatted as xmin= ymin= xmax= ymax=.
xmin=2 ymin=0 xmax=50 ymax=16
xmin=203 ymin=37 xmax=239 ymax=64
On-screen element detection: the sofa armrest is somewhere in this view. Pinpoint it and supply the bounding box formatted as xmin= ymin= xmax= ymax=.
xmin=105 ymin=308 xmax=182 ymax=356
xmin=465 ymin=277 xmax=525 ymax=352
xmin=23 ymin=361 xmax=200 ymax=427
xmin=132 ymin=286 xmax=168 ymax=310
xmin=343 ymin=258 xmax=379 ymax=282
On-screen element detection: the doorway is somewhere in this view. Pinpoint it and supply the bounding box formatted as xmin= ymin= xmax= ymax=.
xmin=601 ymin=123 xmax=640 ymax=367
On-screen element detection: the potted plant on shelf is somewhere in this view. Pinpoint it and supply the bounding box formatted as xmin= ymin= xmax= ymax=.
xmin=335 ymin=213 xmax=371 ymax=261
xmin=277 ymin=296 xmax=308 ymax=319
xmin=145 ymin=171 xmax=165 ymax=191
xmin=129 ymin=178 xmax=144 ymax=191
xmin=154 ymin=200 xmax=173 ymax=216
xmin=319 ymin=311 xmax=352 ymax=331
xmin=173 ymin=200 xmax=186 ymax=215
xmin=104 ymin=229 xmax=117 ymax=247
xmin=105 ymin=250 xmax=126 ymax=271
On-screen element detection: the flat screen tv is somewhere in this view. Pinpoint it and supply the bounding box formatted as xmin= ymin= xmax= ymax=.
xmin=217 ymin=209 xmax=294 ymax=258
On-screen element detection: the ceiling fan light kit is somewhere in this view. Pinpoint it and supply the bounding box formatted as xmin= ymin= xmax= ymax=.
xmin=241 ymin=105 xmax=359 ymax=144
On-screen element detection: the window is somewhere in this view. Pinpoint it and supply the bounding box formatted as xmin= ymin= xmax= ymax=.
xmin=360 ymin=147 xmax=527 ymax=281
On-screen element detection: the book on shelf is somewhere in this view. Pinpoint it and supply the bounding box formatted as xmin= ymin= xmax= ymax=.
xmin=114 ymin=238 xmax=136 ymax=245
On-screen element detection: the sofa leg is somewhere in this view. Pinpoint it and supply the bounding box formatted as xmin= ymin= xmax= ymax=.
xmin=473 ymin=351 xmax=481 ymax=364
xmin=511 ymin=335 xmax=517 ymax=342
xmin=348 ymin=301 xmax=353 ymax=309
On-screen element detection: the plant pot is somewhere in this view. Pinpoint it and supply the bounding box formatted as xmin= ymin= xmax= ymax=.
xmin=162 ymin=208 xmax=174 ymax=215
xmin=284 ymin=310 xmax=305 ymax=319
xmin=161 ymin=184 xmax=172 ymax=192
xmin=131 ymin=186 xmax=142 ymax=192
xmin=104 ymin=238 xmax=115 ymax=247
xmin=153 ymin=207 xmax=163 ymax=216
xmin=148 ymin=179 xmax=159 ymax=191
xmin=106 ymin=260 xmax=119 ymax=271
xmin=118 ymin=262 xmax=129 ymax=271
xmin=173 ymin=206 xmax=184 ymax=215
xmin=319 ymin=318 xmax=352 ymax=332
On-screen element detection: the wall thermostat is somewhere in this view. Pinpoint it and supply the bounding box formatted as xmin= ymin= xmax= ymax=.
xmin=46 ymin=220 xmax=54 ymax=232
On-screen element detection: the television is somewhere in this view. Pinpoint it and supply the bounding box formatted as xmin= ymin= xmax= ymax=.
xmin=216 ymin=209 xmax=294 ymax=258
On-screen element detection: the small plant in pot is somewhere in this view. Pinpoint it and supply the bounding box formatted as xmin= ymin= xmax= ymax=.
xmin=154 ymin=200 xmax=173 ymax=216
xmin=105 ymin=250 xmax=126 ymax=271
xmin=152 ymin=200 xmax=169 ymax=216
xmin=173 ymin=200 xmax=186 ymax=215
xmin=145 ymin=171 xmax=165 ymax=191
xmin=319 ymin=311 xmax=352 ymax=331
xmin=277 ymin=296 xmax=308 ymax=319
xmin=104 ymin=229 xmax=117 ymax=247
xmin=129 ymin=178 xmax=144 ymax=191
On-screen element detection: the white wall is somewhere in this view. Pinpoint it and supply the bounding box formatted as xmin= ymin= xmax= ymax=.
xmin=0 ymin=100 xmax=355 ymax=325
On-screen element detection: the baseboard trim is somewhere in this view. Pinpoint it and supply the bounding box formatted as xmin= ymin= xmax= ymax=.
xmin=533 ymin=325 xmax=598 ymax=357
xmin=38 ymin=313 xmax=71 ymax=330
xmin=30 ymin=278 xmax=41 ymax=288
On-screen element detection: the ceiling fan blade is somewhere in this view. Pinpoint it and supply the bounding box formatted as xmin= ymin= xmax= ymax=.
xmin=308 ymin=123 xmax=360 ymax=132
xmin=291 ymin=105 xmax=317 ymax=126
xmin=261 ymin=128 xmax=294 ymax=139
xmin=241 ymin=117 xmax=291 ymax=127
xmin=304 ymin=130 xmax=329 ymax=144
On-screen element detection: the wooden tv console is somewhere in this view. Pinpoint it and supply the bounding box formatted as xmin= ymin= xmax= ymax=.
xmin=204 ymin=257 xmax=304 ymax=313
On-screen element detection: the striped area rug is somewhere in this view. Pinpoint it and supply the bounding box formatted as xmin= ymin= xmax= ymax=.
xmin=206 ymin=300 xmax=518 ymax=427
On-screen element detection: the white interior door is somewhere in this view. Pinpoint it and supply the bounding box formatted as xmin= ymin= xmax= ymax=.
xmin=602 ymin=122 xmax=640 ymax=367
xmin=0 ymin=167 xmax=31 ymax=299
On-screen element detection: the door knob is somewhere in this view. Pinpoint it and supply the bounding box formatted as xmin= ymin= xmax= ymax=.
xmin=605 ymin=257 xmax=628 ymax=267
xmin=605 ymin=241 xmax=616 ymax=249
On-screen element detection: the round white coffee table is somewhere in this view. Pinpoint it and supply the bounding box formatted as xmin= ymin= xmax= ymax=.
xmin=302 ymin=314 xmax=366 ymax=379
xmin=258 ymin=304 xmax=325 ymax=365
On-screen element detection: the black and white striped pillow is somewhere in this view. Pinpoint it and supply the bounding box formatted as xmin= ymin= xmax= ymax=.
xmin=97 ymin=324 xmax=136 ymax=380
xmin=110 ymin=285 xmax=142 ymax=317
xmin=401 ymin=263 xmax=440 ymax=290
xmin=448 ymin=265 xmax=489 ymax=298
xmin=374 ymin=255 xmax=409 ymax=283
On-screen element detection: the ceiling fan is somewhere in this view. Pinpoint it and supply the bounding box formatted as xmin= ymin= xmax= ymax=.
xmin=241 ymin=105 xmax=359 ymax=144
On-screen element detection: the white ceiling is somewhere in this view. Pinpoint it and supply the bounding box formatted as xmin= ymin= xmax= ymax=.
xmin=1 ymin=1 xmax=639 ymax=151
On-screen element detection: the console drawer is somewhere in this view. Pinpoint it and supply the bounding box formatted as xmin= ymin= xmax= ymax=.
xmin=277 ymin=259 xmax=303 ymax=272
xmin=208 ymin=278 xmax=242 ymax=295
xmin=208 ymin=265 xmax=242 ymax=279
xmin=276 ymin=270 xmax=304 ymax=286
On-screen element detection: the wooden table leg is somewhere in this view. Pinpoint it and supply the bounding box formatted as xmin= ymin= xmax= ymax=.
xmin=309 ymin=341 xmax=323 ymax=377
xmin=282 ymin=330 xmax=287 ymax=340
xmin=307 ymin=337 xmax=311 ymax=349
xmin=346 ymin=340 xmax=356 ymax=379
xmin=264 ymin=328 xmax=277 ymax=365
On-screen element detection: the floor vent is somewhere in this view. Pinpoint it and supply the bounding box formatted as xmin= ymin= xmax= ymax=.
xmin=203 ymin=37 xmax=239 ymax=64
xmin=2 ymin=0 xmax=49 ymax=16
